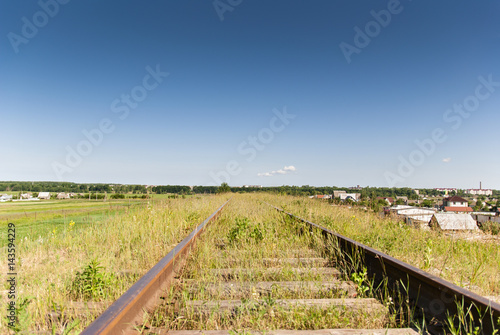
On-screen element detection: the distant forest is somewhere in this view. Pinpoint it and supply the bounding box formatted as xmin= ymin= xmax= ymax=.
xmin=0 ymin=181 xmax=498 ymax=198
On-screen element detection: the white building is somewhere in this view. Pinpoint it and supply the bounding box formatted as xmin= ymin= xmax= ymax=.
xmin=333 ymin=190 xmax=347 ymax=198
xmin=466 ymin=189 xmax=493 ymax=196
xmin=443 ymin=196 xmax=468 ymax=207
xmin=38 ymin=192 xmax=51 ymax=199
xmin=0 ymin=194 xmax=13 ymax=202
xmin=388 ymin=206 xmax=437 ymax=225
xmin=57 ymin=192 xmax=70 ymax=199
xmin=340 ymin=193 xmax=361 ymax=202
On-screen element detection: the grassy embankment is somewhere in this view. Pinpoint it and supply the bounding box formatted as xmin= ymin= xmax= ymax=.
xmin=0 ymin=194 xmax=229 ymax=334
xmin=264 ymin=194 xmax=500 ymax=299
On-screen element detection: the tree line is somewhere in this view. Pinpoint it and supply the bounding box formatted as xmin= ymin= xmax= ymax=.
xmin=0 ymin=181 xmax=146 ymax=194
xmin=1 ymin=181 xmax=498 ymax=199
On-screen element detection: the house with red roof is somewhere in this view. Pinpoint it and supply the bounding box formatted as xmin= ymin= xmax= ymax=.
xmin=442 ymin=196 xmax=473 ymax=213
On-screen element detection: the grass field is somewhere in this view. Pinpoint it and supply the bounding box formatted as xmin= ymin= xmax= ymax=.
xmin=1 ymin=193 xmax=499 ymax=333
xmin=0 ymin=194 xmax=229 ymax=334
xmin=0 ymin=198 xmax=147 ymax=247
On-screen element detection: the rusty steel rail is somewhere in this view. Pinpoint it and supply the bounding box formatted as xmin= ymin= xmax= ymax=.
xmin=82 ymin=198 xmax=231 ymax=334
xmin=269 ymin=203 xmax=500 ymax=334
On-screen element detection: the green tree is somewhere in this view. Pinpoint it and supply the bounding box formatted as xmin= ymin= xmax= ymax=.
xmin=217 ymin=183 xmax=231 ymax=194
xmin=422 ymin=199 xmax=434 ymax=208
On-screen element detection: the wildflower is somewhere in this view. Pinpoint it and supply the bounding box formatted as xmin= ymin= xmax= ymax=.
xmin=69 ymin=220 xmax=75 ymax=227
xmin=251 ymin=286 xmax=258 ymax=299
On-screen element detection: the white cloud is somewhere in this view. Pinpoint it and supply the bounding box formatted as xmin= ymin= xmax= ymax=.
xmin=442 ymin=157 xmax=452 ymax=163
xmin=258 ymin=165 xmax=296 ymax=177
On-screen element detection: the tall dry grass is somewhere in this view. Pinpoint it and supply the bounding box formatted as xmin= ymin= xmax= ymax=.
xmin=264 ymin=194 xmax=500 ymax=298
xmin=143 ymin=195 xmax=390 ymax=331
xmin=0 ymin=194 xmax=229 ymax=334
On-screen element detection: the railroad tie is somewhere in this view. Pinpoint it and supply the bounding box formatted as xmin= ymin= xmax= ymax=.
xmin=48 ymin=301 xmax=109 ymax=320
xmin=184 ymin=280 xmax=357 ymax=299
xmin=206 ymin=267 xmax=341 ymax=280
xmin=146 ymin=329 xmax=419 ymax=334
xmin=183 ymin=298 xmax=388 ymax=315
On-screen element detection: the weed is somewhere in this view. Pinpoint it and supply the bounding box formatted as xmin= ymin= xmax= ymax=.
xmin=480 ymin=221 xmax=500 ymax=235
xmin=351 ymin=267 xmax=370 ymax=297
xmin=52 ymin=319 xmax=80 ymax=335
xmin=70 ymin=259 xmax=114 ymax=301
xmin=6 ymin=295 xmax=34 ymax=332
xmin=422 ymin=240 xmax=433 ymax=270
xmin=227 ymin=217 xmax=263 ymax=245
xmin=445 ymin=299 xmax=499 ymax=335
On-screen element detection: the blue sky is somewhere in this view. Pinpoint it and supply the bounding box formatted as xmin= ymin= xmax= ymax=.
xmin=1 ymin=1 xmax=499 ymax=189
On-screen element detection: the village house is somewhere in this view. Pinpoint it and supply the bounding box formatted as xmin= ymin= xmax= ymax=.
xmin=332 ymin=190 xmax=347 ymax=198
xmin=0 ymin=194 xmax=13 ymax=202
xmin=38 ymin=192 xmax=51 ymax=200
xmin=385 ymin=205 xmax=436 ymax=228
xmin=57 ymin=192 xmax=70 ymax=199
xmin=442 ymin=196 xmax=472 ymax=213
xmin=340 ymin=193 xmax=361 ymax=202
xmin=309 ymin=194 xmax=332 ymax=199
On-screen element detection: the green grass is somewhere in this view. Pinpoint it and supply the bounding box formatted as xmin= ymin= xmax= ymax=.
xmin=0 ymin=199 xmax=148 ymax=247
xmin=143 ymin=195 xmax=392 ymax=332
xmin=266 ymin=194 xmax=500 ymax=300
xmin=4 ymin=193 xmax=498 ymax=333
xmin=0 ymin=194 xmax=229 ymax=334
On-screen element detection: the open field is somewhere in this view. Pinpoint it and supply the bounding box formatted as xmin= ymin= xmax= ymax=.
xmin=0 ymin=194 xmax=229 ymax=334
xmin=2 ymin=193 xmax=499 ymax=333
xmin=0 ymin=195 xmax=196 ymax=243
xmin=0 ymin=198 xmax=147 ymax=247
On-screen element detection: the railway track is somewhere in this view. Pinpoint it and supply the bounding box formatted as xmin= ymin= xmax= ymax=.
xmin=81 ymin=197 xmax=500 ymax=334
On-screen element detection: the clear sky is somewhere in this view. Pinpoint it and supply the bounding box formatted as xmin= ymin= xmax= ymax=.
xmin=1 ymin=1 xmax=499 ymax=189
